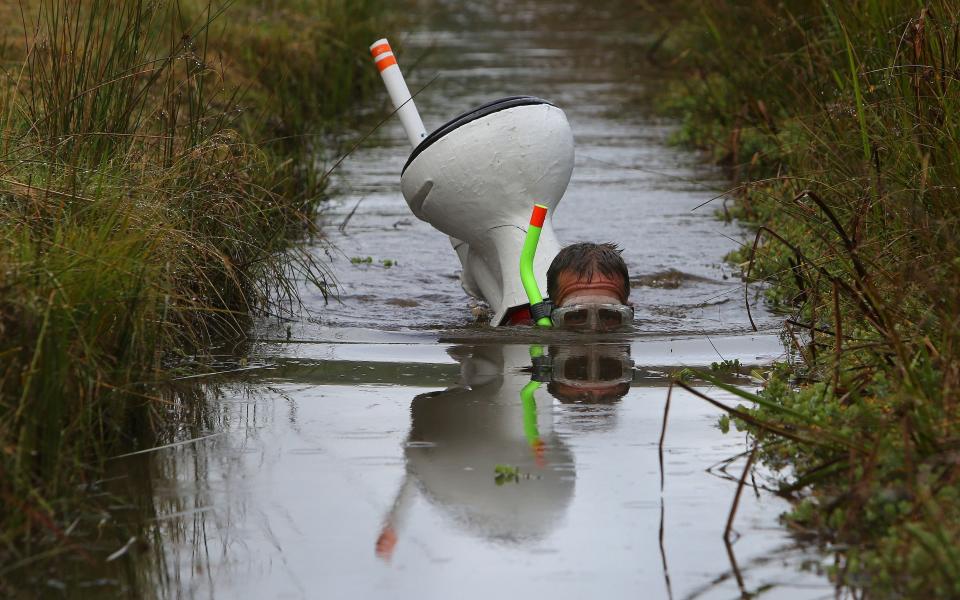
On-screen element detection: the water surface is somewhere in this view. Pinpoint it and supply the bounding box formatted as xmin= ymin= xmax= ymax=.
xmin=40 ymin=2 xmax=836 ymax=598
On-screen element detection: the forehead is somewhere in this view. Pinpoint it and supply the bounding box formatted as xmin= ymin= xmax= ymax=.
xmin=557 ymin=269 xmax=623 ymax=285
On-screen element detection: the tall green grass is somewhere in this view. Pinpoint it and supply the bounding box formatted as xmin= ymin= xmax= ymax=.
xmin=657 ymin=0 xmax=960 ymax=595
xmin=0 ymin=0 xmax=388 ymax=578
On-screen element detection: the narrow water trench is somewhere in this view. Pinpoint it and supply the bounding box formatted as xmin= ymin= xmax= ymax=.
xmin=284 ymin=1 xmax=781 ymax=336
xmin=75 ymin=2 xmax=835 ymax=598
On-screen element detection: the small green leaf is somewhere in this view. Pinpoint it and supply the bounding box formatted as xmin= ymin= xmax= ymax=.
xmin=718 ymin=414 xmax=730 ymax=434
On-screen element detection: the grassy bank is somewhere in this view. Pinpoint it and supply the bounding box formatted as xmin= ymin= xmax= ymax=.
xmin=0 ymin=0 xmax=389 ymax=576
xmin=657 ymin=0 xmax=960 ymax=596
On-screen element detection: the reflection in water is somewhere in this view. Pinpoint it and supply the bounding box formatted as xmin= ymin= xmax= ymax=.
xmin=14 ymin=343 xmax=840 ymax=598
xmin=377 ymin=343 xmax=632 ymax=559
xmin=4 ymin=381 xmax=234 ymax=599
xmin=547 ymin=344 xmax=633 ymax=405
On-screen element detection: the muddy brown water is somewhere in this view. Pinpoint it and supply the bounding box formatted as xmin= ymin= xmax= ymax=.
xmin=28 ymin=2 xmax=836 ymax=598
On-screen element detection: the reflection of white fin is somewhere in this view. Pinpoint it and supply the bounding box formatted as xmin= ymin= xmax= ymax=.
xmin=401 ymin=100 xmax=574 ymax=325
xmin=403 ymin=344 xmax=573 ymax=542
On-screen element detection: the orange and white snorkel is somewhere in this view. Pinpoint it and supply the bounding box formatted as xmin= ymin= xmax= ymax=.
xmin=369 ymin=39 xmax=427 ymax=148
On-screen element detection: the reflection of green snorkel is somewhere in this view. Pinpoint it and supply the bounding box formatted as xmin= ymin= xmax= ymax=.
xmin=520 ymin=380 xmax=542 ymax=447
xmin=520 ymin=204 xmax=553 ymax=328
xmin=521 ymin=344 xmax=550 ymax=465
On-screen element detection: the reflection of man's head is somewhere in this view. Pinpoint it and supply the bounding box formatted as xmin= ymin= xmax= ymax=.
xmin=546 ymin=344 xmax=633 ymax=404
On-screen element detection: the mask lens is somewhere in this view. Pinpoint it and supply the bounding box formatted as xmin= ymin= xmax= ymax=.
xmin=597 ymin=356 xmax=625 ymax=379
xmin=559 ymin=308 xmax=590 ymax=328
xmin=598 ymin=308 xmax=629 ymax=329
xmin=562 ymin=356 xmax=590 ymax=380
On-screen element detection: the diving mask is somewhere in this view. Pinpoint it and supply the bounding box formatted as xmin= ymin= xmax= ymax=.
xmin=550 ymin=303 xmax=634 ymax=331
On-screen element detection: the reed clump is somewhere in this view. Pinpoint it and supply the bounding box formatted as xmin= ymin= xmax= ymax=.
xmin=0 ymin=0 xmax=386 ymax=574
xmin=659 ymin=0 xmax=960 ymax=595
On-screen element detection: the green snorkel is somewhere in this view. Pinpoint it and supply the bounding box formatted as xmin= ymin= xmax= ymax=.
xmin=519 ymin=209 xmax=552 ymax=460
xmin=520 ymin=204 xmax=553 ymax=327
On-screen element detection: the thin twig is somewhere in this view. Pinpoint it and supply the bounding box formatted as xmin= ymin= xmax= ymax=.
xmin=659 ymin=500 xmax=674 ymax=600
xmin=833 ymin=280 xmax=842 ymax=392
xmin=319 ymin=73 xmax=440 ymax=185
xmin=725 ymin=441 xmax=759 ymax=542
xmin=674 ymin=380 xmax=848 ymax=448
xmin=338 ymin=196 xmax=364 ymax=233
xmin=108 ymin=432 xmax=225 ymax=459
xmin=724 ymin=533 xmax=750 ymax=599
xmin=659 ymin=381 xmax=673 ymax=492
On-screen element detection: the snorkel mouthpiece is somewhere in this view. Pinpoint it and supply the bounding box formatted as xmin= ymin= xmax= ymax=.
xmin=520 ymin=204 xmax=553 ymax=327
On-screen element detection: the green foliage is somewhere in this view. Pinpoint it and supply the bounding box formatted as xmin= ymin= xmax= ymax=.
xmin=0 ymin=0 xmax=391 ymax=575
xmin=709 ymin=358 xmax=740 ymax=375
xmin=197 ymin=0 xmax=391 ymax=203
xmin=659 ymin=0 xmax=960 ymax=595
xmin=349 ymin=256 xmax=398 ymax=267
xmin=494 ymin=464 xmax=521 ymax=485
xmin=717 ymin=414 xmax=730 ymax=434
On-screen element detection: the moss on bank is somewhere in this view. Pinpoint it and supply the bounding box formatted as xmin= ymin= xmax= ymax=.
xmin=657 ymin=1 xmax=960 ymax=596
xmin=0 ymin=0 xmax=390 ymax=578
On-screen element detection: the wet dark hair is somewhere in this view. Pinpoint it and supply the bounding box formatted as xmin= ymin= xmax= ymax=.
xmin=546 ymin=242 xmax=629 ymax=303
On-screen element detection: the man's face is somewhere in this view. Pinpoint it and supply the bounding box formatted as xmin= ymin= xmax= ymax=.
xmin=554 ymin=269 xmax=626 ymax=307
xmin=551 ymin=269 xmax=632 ymax=331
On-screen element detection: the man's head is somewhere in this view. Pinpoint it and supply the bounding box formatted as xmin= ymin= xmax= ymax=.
xmin=545 ymin=242 xmax=632 ymax=331
xmin=547 ymin=242 xmax=630 ymax=307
